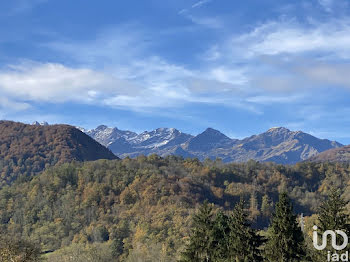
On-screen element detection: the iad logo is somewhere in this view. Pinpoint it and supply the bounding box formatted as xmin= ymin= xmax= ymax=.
xmin=313 ymin=226 xmax=349 ymax=261
xmin=313 ymin=226 xmax=348 ymax=251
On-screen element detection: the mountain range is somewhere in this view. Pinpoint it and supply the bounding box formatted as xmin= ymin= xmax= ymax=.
xmin=79 ymin=125 xmax=343 ymax=164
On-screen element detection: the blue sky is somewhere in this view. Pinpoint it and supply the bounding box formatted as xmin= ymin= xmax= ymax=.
xmin=1 ymin=0 xmax=350 ymax=143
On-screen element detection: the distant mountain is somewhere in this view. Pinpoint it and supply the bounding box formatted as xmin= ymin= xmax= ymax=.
xmin=0 ymin=121 xmax=117 ymax=185
xmin=78 ymin=125 xmax=137 ymax=147
xmin=109 ymin=127 xmax=194 ymax=158
xmin=186 ymin=128 xmax=236 ymax=152
xmin=83 ymin=125 xmax=342 ymax=164
xmin=32 ymin=121 xmax=49 ymax=126
xmin=307 ymin=145 xmax=350 ymax=162
xmin=227 ymin=127 xmax=342 ymax=164
xmin=80 ymin=125 xmax=193 ymax=158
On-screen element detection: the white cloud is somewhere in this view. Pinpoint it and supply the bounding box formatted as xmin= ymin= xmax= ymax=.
xmin=0 ymin=97 xmax=31 ymax=111
xmin=296 ymin=62 xmax=350 ymax=87
xmin=42 ymin=28 xmax=255 ymax=111
xmin=0 ymin=59 xmax=254 ymax=113
xmin=179 ymin=0 xmax=213 ymax=14
xmin=178 ymin=0 xmax=221 ymax=28
xmin=246 ymin=95 xmax=303 ymax=104
xmin=18 ymin=15 xmax=350 ymax=114
xmin=192 ymin=0 xmax=212 ymax=9
xmin=250 ymin=73 xmax=306 ymax=93
xmin=209 ymin=67 xmax=248 ymax=85
xmin=196 ymin=16 xmax=350 ymax=95
xmin=248 ymin=56 xmax=350 ymax=92
xmin=231 ymin=18 xmax=350 ymax=58
xmin=0 ymin=61 xmax=140 ymax=103
xmin=46 ymin=25 xmax=147 ymax=67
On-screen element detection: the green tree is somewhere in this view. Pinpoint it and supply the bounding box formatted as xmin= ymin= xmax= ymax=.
xmin=261 ymin=194 xmax=273 ymax=218
xmin=265 ymin=192 xmax=306 ymax=262
xmin=249 ymin=191 xmax=260 ymax=222
xmin=227 ymin=199 xmax=263 ymax=262
xmin=261 ymin=194 xmax=274 ymax=227
xmin=318 ymin=188 xmax=350 ymax=233
xmin=312 ymin=188 xmax=350 ymax=260
xmin=211 ymin=211 xmax=230 ymax=261
xmin=180 ymin=201 xmax=215 ymax=262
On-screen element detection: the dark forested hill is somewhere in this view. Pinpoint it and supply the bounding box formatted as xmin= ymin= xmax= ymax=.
xmin=1 ymin=156 xmax=349 ymax=260
xmin=0 ymin=121 xmax=117 ymax=185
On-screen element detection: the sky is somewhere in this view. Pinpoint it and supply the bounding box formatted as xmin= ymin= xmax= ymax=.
xmin=1 ymin=0 xmax=350 ymax=143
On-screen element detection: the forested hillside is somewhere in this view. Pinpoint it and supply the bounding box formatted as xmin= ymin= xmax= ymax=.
xmin=0 ymin=121 xmax=117 ymax=186
xmin=1 ymin=156 xmax=350 ymax=261
xmin=308 ymin=145 xmax=350 ymax=162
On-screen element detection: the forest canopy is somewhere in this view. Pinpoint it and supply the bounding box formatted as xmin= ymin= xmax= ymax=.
xmin=1 ymin=155 xmax=350 ymax=260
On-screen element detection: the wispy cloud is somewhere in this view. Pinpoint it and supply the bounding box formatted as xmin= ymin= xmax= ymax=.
xmin=179 ymin=0 xmax=213 ymax=14
xmin=39 ymin=26 xmax=257 ymax=112
xmin=178 ymin=0 xmax=221 ymax=28
xmin=0 ymin=97 xmax=31 ymax=111
xmin=46 ymin=24 xmax=149 ymax=68
xmin=186 ymin=15 xmax=222 ymax=28
xmin=295 ymin=62 xmax=350 ymax=87
xmin=0 ymin=58 xmax=254 ymax=113
xmin=0 ymin=61 xmax=139 ymax=103
xmin=197 ymin=15 xmax=350 ymax=96
xmin=192 ymin=0 xmax=213 ymax=9
xmin=37 ymin=16 xmax=350 ymax=115
xmin=6 ymin=5 xmax=350 ymax=119
xmin=230 ymin=18 xmax=350 ymax=58
xmin=246 ymin=95 xmax=304 ymax=105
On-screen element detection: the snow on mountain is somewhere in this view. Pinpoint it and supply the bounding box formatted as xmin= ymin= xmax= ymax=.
xmin=82 ymin=125 xmax=137 ymax=147
xmin=32 ymin=121 xmax=49 ymax=126
xmin=81 ymin=125 xmax=343 ymax=164
xmin=131 ymin=128 xmax=192 ymax=148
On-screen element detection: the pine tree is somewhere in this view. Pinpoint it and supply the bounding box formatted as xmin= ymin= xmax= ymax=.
xmin=313 ymin=188 xmax=350 ymax=259
xmin=318 ymin=188 xmax=350 ymax=233
xmin=179 ymin=201 xmax=215 ymax=262
xmin=261 ymin=194 xmax=273 ymax=218
xmin=265 ymin=192 xmax=306 ymax=262
xmin=261 ymin=194 xmax=274 ymax=227
xmin=211 ymin=211 xmax=231 ymax=261
xmin=227 ymin=199 xmax=264 ymax=262
xmin=249 ymin=191 xmax=260 ymax=222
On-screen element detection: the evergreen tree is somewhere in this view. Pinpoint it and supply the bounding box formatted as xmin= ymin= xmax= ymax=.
xmin=312 ymin=188 xmax=350 ymax=260
xmin=261 ymin=194 xmax=274 ymax=227
xmin=265 ymin=192 xmax=306 ymax=262
xmin=249 ymin=191 xmax=260 ymax=222
xmin=261 ymin=194 xmax=273 ymax=218
xmin=211 ymin=211 xmax=231 ymax=261
xmin=228 ymin=199 xmax=264 ymax=262
xmin=180 ymin=201 xmax=215 ymax=262
xmin=318 ymin=188 xmax=350 ymax=233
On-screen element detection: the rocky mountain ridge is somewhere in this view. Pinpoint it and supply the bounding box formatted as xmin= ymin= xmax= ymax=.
xmin=82 ymin=125 xmax=343 ymax=164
